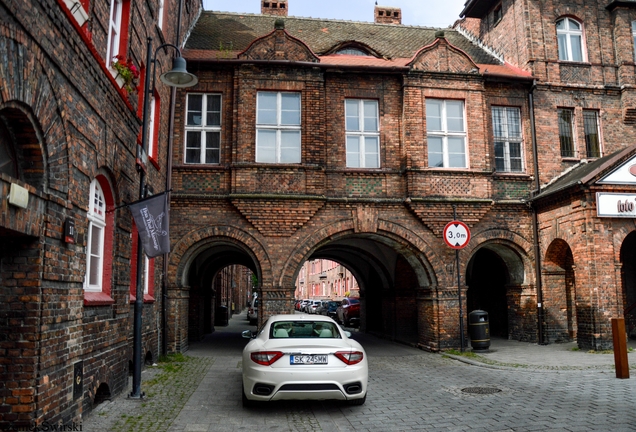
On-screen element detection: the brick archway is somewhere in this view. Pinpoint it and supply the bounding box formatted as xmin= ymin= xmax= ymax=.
xmin=279 ymin=219 xmax=440 ymax=346
xmin=620 ymin=231 xmax=636 ymax=339
xmin=543 ymin=238 xmax=577 ymax=344
xmin=167 ymin=225 xmax=271 ymax=351
xmin=466 ymin=237 xmax=534 ymax=341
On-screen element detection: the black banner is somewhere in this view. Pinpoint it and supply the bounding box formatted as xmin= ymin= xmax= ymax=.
xmin=129 ymin=192 xmax=170 ymax=258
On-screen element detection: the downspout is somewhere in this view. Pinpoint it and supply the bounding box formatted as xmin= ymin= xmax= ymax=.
xmin=528 ymin=80 xmax=545 ymax=345
xmin=161 ymin=0 xmax=184 ymax=356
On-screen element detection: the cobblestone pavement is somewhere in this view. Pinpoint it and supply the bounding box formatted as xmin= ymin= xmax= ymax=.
xmin=82 ymin=312 xmax=636 ymax=432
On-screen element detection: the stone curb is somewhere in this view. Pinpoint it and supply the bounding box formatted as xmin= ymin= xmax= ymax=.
xmin=442 ymin=353 xmax=621 ymax=373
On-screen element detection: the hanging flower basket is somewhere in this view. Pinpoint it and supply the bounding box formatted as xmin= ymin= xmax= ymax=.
xmin=111 ymin=55 xmax=140 ymax=94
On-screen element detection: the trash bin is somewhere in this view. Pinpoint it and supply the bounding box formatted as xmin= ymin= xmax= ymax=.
xmin=468 ymin=310 xmax=490 ymax=352
xmin=215 ymin=306 xmax=228 ymax=327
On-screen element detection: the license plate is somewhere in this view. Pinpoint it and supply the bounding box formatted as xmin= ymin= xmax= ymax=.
xmin=290 ymin=355 xmax=328 ymax=365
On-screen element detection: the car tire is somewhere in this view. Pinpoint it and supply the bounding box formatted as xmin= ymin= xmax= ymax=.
xmin=348 ymin=394 xmax=366 ymax=406
xmin=242 ymin=388 xmax=256 ymax=408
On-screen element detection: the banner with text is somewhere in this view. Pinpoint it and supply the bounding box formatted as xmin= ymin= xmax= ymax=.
xmin=129 ymin=192 xmax=170 ymax=258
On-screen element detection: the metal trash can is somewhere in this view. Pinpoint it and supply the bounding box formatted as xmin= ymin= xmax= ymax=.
xmin=215 ymin=306 xmax=228 ymax=327
xmin=468 ymin=310 xmax=490 ymax=352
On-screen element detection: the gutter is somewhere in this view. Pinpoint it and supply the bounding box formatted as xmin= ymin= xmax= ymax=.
xmin=528 ymin=80 xmax=545 ymax=345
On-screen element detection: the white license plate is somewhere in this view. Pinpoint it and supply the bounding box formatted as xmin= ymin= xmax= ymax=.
xmin=290 ymin=355 xmax=328 ymax=365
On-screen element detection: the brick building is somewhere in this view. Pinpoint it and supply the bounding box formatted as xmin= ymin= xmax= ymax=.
xmin=166 ymin=0 xmax=636 ymax=355
xmin=295 ymin=259 xmax=359 ymax=300
xmin=0 ymin=0 xmax=198 ymax=428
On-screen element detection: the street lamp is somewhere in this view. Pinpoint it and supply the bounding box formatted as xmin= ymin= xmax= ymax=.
xmin=130 ymin=38 xmax=197 ymax=399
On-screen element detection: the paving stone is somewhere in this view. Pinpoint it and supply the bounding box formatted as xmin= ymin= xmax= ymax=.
xmin=81 ymin=312 xmax=636 ymax=431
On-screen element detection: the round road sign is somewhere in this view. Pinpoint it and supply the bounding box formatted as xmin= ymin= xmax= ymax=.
xmin=443 ymin=220 xmax=471 ymax=249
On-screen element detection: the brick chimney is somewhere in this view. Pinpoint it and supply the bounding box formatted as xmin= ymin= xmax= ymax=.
xmin=374 ymin=5 xmax=401 ymax=25
xmin=262 ymin=1 xmax=288 ymax=16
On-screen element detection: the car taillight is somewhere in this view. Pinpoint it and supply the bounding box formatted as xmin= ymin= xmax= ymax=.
xmin=334 ymin=351 xmax=364 ymax=365
xmin=250 ymin=351 xmax=284 ymax=366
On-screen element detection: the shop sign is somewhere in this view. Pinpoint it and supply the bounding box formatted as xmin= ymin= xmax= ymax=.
xmin=597 ymin=192 xmax=636 ymax=218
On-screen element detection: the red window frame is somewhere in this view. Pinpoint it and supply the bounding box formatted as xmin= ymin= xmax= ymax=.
xmin=130 ymin=224 xmax=156 ymax=303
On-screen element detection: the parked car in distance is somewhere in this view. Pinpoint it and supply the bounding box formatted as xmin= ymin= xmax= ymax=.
xmin=247 ymin=296 xmax=259 ymax=325
xmin=300 ymin=299 xmax=310 ymax=312
xmin=321 ymin=301 xmax=340 ymax=319
xmin=241 ymin=314 xmax=367 ymax=407
xmin=336 ymin=298 xmax=360 ymax=327
xmin=307 ymin=300 xmax=322 ymax=314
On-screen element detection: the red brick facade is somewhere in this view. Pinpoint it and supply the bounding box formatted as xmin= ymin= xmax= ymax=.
xmin=6 ymin=0 xmax=636 ymax=426
xmin=169 ymin=0 xmax=636 ymax=358
xmin=0 ymin=0 xmax=198 ymax=428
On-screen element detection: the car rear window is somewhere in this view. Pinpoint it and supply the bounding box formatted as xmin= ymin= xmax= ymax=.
xmin=271 ymin=321 xmax=341 ymax=339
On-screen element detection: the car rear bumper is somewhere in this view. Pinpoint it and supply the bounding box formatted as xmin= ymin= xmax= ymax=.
xmin=243 ymin=365 xmax=367 ymax=402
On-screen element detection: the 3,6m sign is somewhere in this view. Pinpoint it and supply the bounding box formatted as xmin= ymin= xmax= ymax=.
xmin=443 ymin=220 xmax=471 ymax=249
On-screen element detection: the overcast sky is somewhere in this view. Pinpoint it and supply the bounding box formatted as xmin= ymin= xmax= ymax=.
xmin=202 ymin=0 xmax=468 ymax=28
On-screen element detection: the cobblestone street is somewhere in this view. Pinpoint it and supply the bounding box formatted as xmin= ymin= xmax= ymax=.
xmin=82 ymin=312 xmax=636 ymax=432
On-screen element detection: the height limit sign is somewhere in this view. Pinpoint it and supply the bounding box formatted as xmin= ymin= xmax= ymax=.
xmin=443 ymin=220 xmax=471 ymax=249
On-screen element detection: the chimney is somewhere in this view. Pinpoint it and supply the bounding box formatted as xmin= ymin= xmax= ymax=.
xmin=262 ymin=0 xmax=288 ymax=16
xmin=374 ymin=5 xmax=401 ymax=25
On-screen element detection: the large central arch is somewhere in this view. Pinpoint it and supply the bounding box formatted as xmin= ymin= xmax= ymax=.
xmin=280 ymin=219 xmax=439 ymax=346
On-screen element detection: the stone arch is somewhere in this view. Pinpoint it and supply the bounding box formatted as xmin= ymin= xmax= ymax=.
xmin=0 ymin=101 xmax=47 ymax=190
xmin=0 ymin=24 xmax=68 ymax=196
xmin=543 ymin=238 xmax=577 ymax=344
xmin=171 ymin=225 xmax=271 ymax=289
xmin=279 ymin=217 xmax=440 ymax=289
xmin=280 ymin=217 xmax=440 ymax=345
xmin=465 ymin=233 xmax=534 ymax=340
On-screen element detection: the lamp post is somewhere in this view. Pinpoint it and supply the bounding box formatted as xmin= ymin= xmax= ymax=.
xmin=130 ymin=37 xmax=197 ymax=399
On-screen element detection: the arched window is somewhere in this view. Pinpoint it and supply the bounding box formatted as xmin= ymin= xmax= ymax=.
xmin=84 ymin=176 xmax=115 ymax=304
xmin=85 ymin=179 xmax=106 ymax=291
xmin=556 ymin=18 xmax=584 ymax=62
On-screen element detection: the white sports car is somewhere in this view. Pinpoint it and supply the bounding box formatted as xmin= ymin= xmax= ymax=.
xmin=241 ymin=314 xmax=368 ymax=406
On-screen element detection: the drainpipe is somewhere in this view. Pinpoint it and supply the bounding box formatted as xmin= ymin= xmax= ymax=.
xmin=161 ymin=0 xmax=184 ymax=356
xmin=528 ymin=80 xmax=545 ymax=345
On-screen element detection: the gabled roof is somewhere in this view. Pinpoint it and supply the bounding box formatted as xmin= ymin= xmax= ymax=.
xmin=531 ymin=145 xmax=636 ymax=201
xmin=185 ymin=11 xmax=503 ymax=65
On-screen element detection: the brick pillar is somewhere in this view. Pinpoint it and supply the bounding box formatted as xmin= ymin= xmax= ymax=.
xmin=166 ymin=285 xmax=189 ymax=353
xmin=259 ymin=286 xmax=294 ymax=325
xmin=417 ymin=285 xmax=439 ymax=351
xmin=417 ymin=285 xmax=468 ymax=351
xmin=507 ymin=284 xmax=538 ymax=342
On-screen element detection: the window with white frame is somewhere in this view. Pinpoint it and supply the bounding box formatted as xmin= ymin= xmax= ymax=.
xmin=492 ymin=106 xmax=523 ymax=172
xmin=147 ymin=96 xmax=158 ymax=160
xmin=143 ymin=255 xmax=150 ymax=295
xmin=556 ymin=18 xmax=584 ymax=62
xmin=426 ymin=99 xmax=467 ymax=168
xmin=106 ymin=0 xmax=123 ymax=65
xmin=157 ymin=0 xmax=164 ymax=30
xmin=85 ymin=179 xmax=106 ymax=292
xmin=184 ymin=94 xmax=221 ymax=164
xmin=256 ymin=92 xmax=301 ymax=164
xmin=583 ymin=110 xmax=601 ymax=158
xmin=345 ymin=99 xmax=380 ymax=168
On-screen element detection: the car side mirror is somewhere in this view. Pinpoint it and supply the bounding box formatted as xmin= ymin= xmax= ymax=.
xmin=344 ymin=331 xmax=352 ymax=338
xmin=242 ymin=330 xmax=256 ymax=339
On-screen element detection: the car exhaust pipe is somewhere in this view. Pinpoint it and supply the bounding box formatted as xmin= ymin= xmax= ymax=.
xmin=344 ymin=383 xmax=362 ymax=394
xmin=253 ymin=384 xmax=274 ymax=396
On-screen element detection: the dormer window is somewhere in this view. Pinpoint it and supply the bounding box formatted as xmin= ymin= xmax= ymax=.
xmin=336 ymin=47 xmax=370 ymax=56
